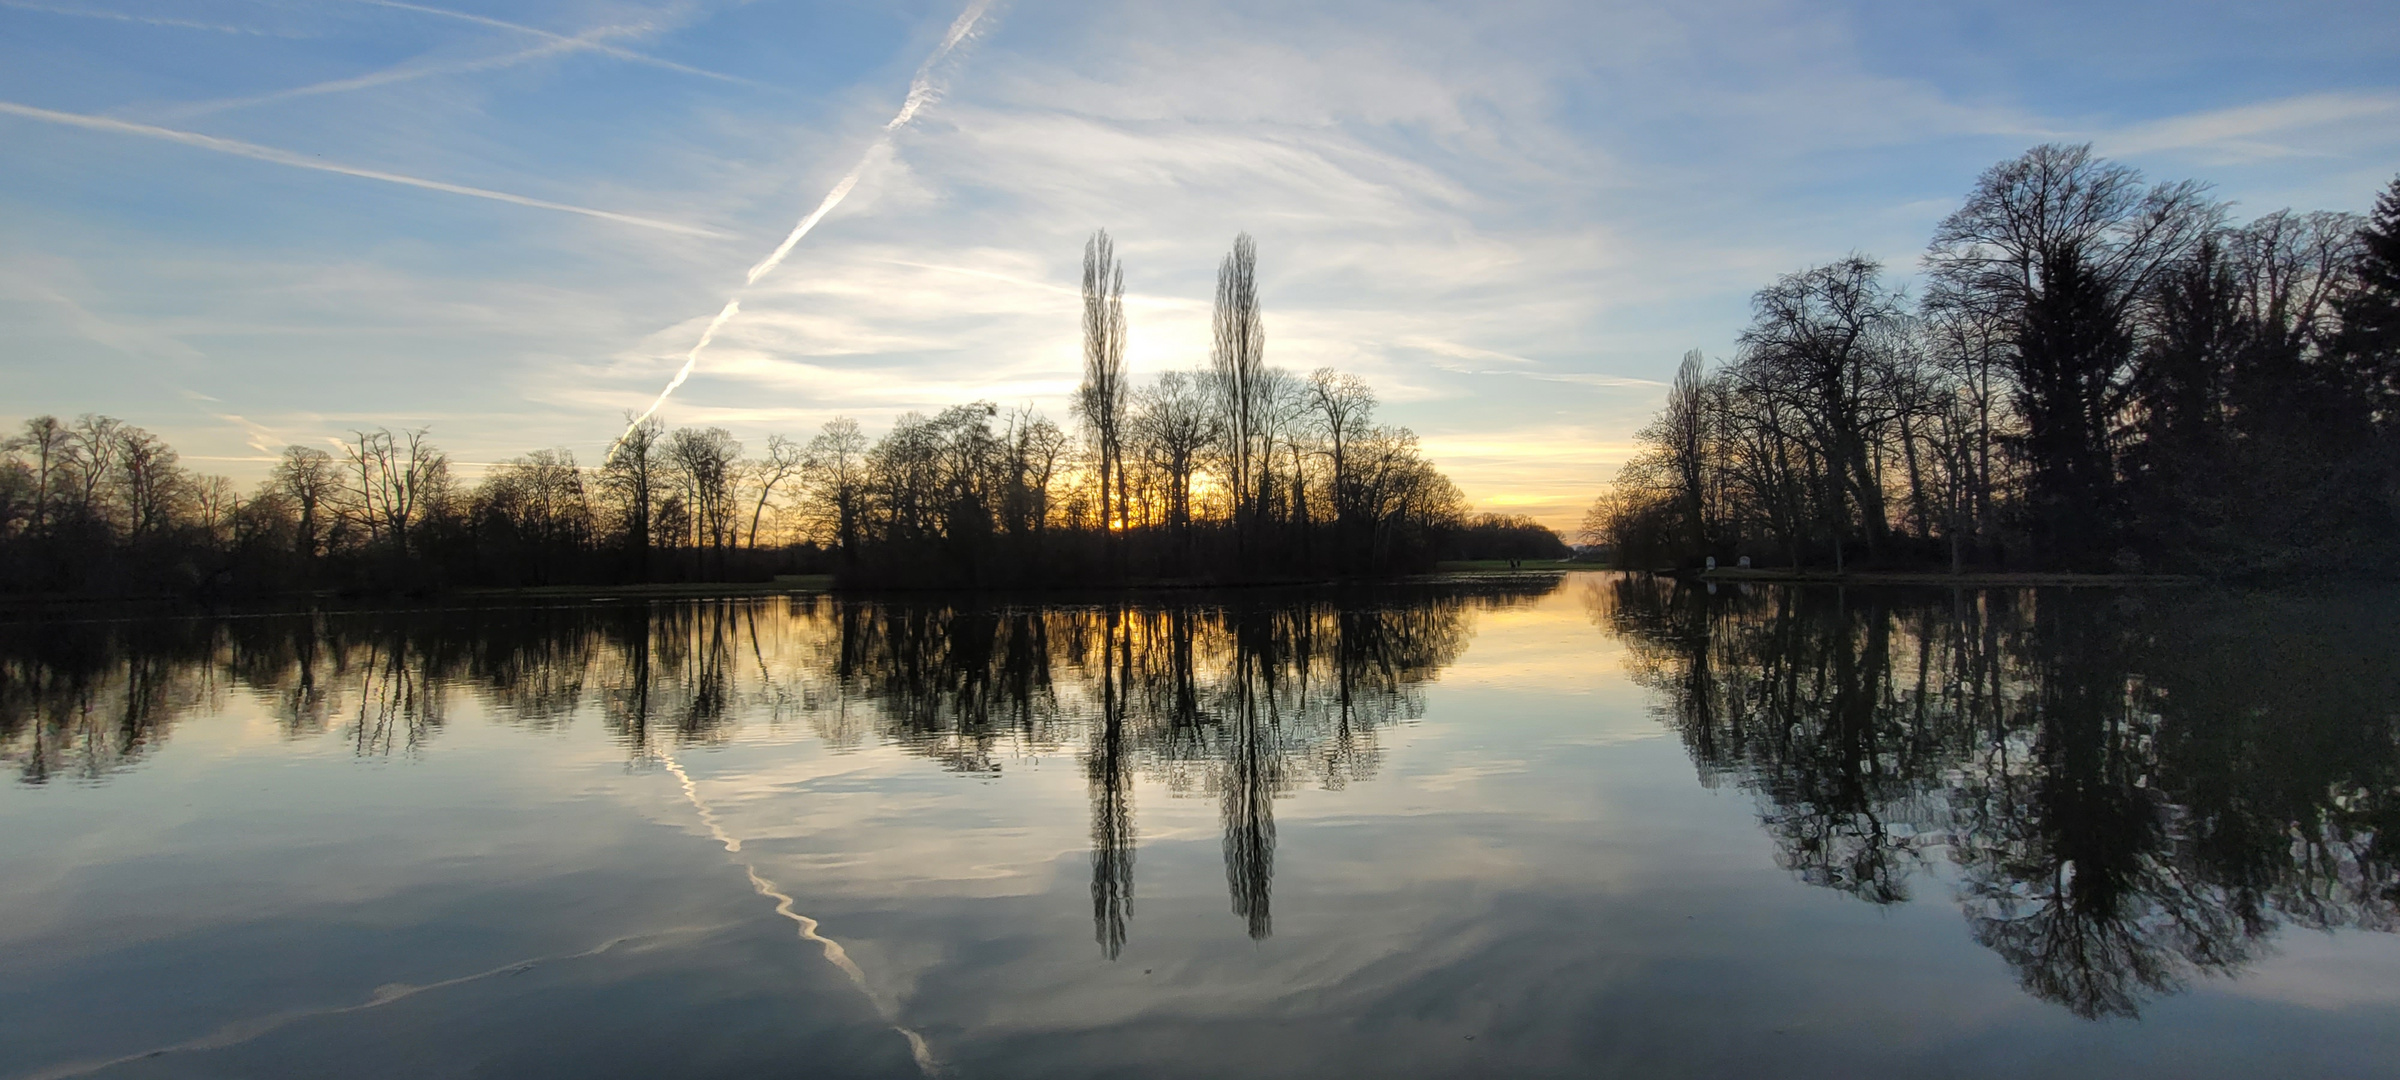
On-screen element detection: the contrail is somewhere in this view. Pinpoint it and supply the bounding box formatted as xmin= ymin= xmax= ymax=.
xmin=610 ymin=0 xmax=995 ymax=452
xmin=157 ymin=29 xmax=622 ymax=121
xmin=0 ymin=0 xmax=305 ymax=36
xmin=351 ymin=0 xmax=753 ymax=86
xmin=663 ymin=751 xmax=944 ymax=1075
xmin=0 ymin=100 xmax=730 ymax=238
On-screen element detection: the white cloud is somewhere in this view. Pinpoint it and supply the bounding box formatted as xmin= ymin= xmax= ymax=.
xmin=2093 ymin=90 xmax=2400 ymax=163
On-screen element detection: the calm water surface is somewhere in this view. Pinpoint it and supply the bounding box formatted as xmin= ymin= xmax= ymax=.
xmin=3 ymin=573 xmax=2397 ymax=1078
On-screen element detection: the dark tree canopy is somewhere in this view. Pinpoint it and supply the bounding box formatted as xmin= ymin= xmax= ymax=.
xmin=1592 ymin=148 xmax=2399 ymax=576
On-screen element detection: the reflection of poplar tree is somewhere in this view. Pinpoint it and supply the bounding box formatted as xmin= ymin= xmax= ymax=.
xmin=1088 ymin=608 xmax=1135 ymax=959
xmin=281 ymin=629 xmax=330 ymax=737
xmin=1223 ymin=616 xmax=1279 ymax=940
xmin=676 ymin=605 xmax=733 ymax=742
xmin=607 ymin=605 xmax=654 ymax=755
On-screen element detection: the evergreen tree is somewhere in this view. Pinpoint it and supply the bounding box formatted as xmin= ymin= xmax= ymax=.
xmin=2336 ymin=175 xmax=2400 ymax=426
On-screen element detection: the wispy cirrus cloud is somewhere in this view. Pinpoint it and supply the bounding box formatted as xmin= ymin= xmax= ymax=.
xmin=181 ymin=390 xmax=288 ymax=457
xmin=2092 ymin=90 xmax=2400 ymax=163
xmin=0 ymin=262 xmax=206 ymax=368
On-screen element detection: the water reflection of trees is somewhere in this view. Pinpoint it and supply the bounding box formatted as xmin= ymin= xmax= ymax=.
xmin=0 ymin=580 xmax=1546 ymax=952
xmin=1600 ymin=577 xmax=2400 ymax=1018
xmin=821 ymin=584 xmax=1536 ymax=948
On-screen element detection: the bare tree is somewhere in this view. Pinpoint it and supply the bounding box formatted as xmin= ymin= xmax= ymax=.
xmin=271 ymin=446 xmax=341 ymax=559
xmin=1130 ymin=371 xmax=1218 ymax=544
xmin=666 ymin=427 xmax=743 ymax=565
xmin=746 ymin=434 xmax=805 ymax=548
xmin=189 ymin=474 xmax=239 ymax=549
xmin=1003 ymin=408 xmax=1070 ymax=541
xmin=1926 ymin=145 xmax=2217 ymax=331
xmin=1926 ymin=143 xmax=2221 ymax=565
xmin=8 ymin=415 xmax=69 ymax=537
xmin=114 ymin=425 xmax=185 ymax=541
xmin=1251 ymin=367 xmax=1308 ymax=535
xmin=0 ymin=454 xmax=29 ymax=542
xmin=1737 ymin=257 xmax=1913 ymax=567
xmin=1077 ymin=229 xmax=1129 ymax=539
xmin=1924 ymin=302 xmax=2012 ymax=549
xmin=66 ymin=413 xmax=124 ymax=528
xmin=600 ymin=415 xmax=665 ymax=576
xmin=480 ymin=449 xmax=592 ymax=551
xmin=1656 ymin=350 xmax=1713 ymax=558
xmin=1306 ymin=369 xmax=1374 ymax=547
xmin=342 ymin=428 xmax=449 ymax=556
xmin=803 ymin=417 xmax=871 ymax=566
xmin=1211 ymin=233 xmax=1266 ymax=541
xmin=2225 ymin=209 xmax=2363 ymax=357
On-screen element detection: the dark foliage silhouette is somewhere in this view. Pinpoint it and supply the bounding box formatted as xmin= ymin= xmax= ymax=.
xmin=1600 ymin=577 xmax=2400 ymax=1017
xmin=1592 ymin=155 xmax=2400 ymax=575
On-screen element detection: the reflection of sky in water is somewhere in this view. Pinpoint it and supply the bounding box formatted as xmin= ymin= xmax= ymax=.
xmin=1 ymin=575 xmax=2396 ymax=1079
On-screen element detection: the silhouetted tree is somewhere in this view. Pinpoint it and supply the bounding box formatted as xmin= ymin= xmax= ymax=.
xmin=1077 ymin=229 xmax=1130 ymax=549
xmin=271 ymin=445 xmax=341 ymax=564
xmin=2336 ymin=175 xmax=2400 ymax=424
xmin=601 ymin=415 xmax=666 ymax=580
xmin=1592 ymin=151 xmax=2395 ymax=576
xmin=804 ymin=417 xmax=872 ymax=569
xmin=746 ymin=434 xmax=805 ymax=548
xmin=1212 ymin=233 xmax=1267 ymax=551
xmin=1926 ymin=144 xmax=2220 ymax=568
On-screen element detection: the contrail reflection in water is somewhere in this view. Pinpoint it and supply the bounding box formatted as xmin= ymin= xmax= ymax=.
xmin=24 ymin=929 xmax=716 ymax=1080
xmin=662 ymin=751 xmax=942 ymax=1075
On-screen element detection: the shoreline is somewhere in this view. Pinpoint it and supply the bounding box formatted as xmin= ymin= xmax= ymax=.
xmin=0 ymin=570 xmax=1573 ymax=621
xmin=1689 ymin=567 xmax=2200 ymax=586
xmin=8 ymin=564 xmax=2347 ymax=622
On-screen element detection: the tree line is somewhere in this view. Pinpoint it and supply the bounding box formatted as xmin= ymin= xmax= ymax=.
xmin=1590 ymin=146 xmax=2400 ymax=574
xmin=0 ymin=232 xmax=1565 ymax=596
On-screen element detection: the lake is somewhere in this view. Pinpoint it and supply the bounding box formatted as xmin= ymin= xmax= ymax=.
xmin=3 ymin=573 xmax=2396 ymax=1079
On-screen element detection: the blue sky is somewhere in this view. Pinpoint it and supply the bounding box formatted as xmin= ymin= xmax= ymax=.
xmin=2 ymin=0 xmax=2395 ymax=526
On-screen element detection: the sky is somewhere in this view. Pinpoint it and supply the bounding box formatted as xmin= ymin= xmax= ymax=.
xmin=2 ymin=0 xmax=2395 ymax=529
